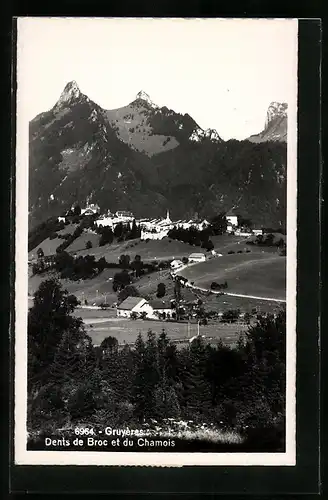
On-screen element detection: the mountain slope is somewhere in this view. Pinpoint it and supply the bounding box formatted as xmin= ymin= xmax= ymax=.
xmin=106 ymin=90 xmax=221 ymax=156
xmin=29 ymin=82 xmax=165 ymax=227
xmin=247 ymin=102 xmax=287 ymax=143
xmin=29 ymin=82 xmax=287 ymax=229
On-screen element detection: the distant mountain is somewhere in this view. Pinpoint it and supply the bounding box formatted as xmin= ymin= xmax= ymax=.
xmin=29 ymin=81 xmax=287 ymax=229
xmin=106 ymin=90 xmax=222 ymax=156
xmin=247 ymin=102 xmax=287 ymax=143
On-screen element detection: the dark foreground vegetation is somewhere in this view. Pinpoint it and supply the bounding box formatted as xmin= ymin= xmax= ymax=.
xmin=27 ymin=278 xmax=286 ymax=452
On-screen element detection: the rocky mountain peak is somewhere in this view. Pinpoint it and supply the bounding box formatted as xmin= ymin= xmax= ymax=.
xmin=136 ymin=90 xmax=151 ymax=102
xmin=134 ymin=90 xmax=158 ymax=109
xmin=265 ymin=102 xmax=288 ymax=128
xmin=54 ymin=80 xmax=83 ymax=110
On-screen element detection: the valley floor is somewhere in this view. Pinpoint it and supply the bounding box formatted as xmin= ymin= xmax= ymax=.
xmin=72 ymin=307 xmax=250 ymax=348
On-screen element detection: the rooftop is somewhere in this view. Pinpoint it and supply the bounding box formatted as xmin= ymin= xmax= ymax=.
xmin=148 ymin=299 xmax=172 ymax=310
xmin=117 ymin=296 xmax=145 ymax=310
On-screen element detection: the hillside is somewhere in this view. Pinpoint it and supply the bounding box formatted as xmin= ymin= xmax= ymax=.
xmin=69 ymin=237 xmax=201 ymax=262
xmin=29 ymin=81 xmax=287 ymax=228
xmin=177 ymin=252 xmax=286 ymax=300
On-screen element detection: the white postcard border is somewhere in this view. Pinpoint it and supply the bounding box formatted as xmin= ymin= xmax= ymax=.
xmin=14 ymin=17 xmax=298 ymax=467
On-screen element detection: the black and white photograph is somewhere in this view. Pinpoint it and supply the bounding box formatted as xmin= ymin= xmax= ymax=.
xmin=15 ymin=17 xmax=297 ymax=466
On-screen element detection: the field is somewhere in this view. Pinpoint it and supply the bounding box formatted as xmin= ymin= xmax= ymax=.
xmin=72 ymin=308 xmax=249 ymax=348
xmin=177 ymin=252 xmax=286 ymax=300
xmin=29 ymin=223 xmax=79 ymax=259
xmin=69 ymin=237 xmax=204 ymax=263
xmin=28 ymin=268 xmax=119 ymax=305
xmin=65 ymin=229 xmax=100 ymax=253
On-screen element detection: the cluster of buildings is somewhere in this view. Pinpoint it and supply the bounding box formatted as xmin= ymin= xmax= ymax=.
xmin=95 ymin=209 xmax=135 ymax=230
xmin=93 ymin=207 xmax=211 ymax=239
xmin=58 ymin=203 xmax=263 ymax=238
xmin=139 ymin=211 xmax=211 ymax=241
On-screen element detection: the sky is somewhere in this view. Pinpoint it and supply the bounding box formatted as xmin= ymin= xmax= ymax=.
xmin=17 ymin=18 xmax=298 ymax=140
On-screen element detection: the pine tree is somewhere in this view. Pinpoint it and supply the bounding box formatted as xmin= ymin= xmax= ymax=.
xmin=182 ymin=337 xmax=212 ymax=419
xmin=157 ymin=330 xmax=178 ymax=386
xmin=28 ymin=279 xmax=84 ymax=384
xmin=132 ymin=331 xmax=160 ymax=421
xmin=49 ymin=330 xmax=96 ymax=384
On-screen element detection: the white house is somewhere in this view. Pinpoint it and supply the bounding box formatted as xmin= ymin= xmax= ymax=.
xmin=235 ymin=230 xmax=253 ymax=237
xmin=115 ymin=210 xmax=134 ymax=222
xmin=148 ymin=299 xmax=173 ymax=319
xmin=141 ymin=229 xmax=169 ymax=240
xmin=95 ymin=216 xmax=114 ymax=228
xmin=81 ymin=203 xmax=100 ymax=216
xmin=170 ymin=259 xmax=184 ymax=270
xmin=188 ymin=252 xmax=206 ymax=263
xmin=116 ymin=297 xmax=153 ymax=318
xmin=226 ymin=211 xmax=238 ymax=227
xmin=57 ymin=216 xmax=66 ymax=223
xmin=252 ymin=229 xmax=263 ymax=236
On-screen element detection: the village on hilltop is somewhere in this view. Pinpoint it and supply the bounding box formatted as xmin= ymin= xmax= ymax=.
xmin=58 ymin=202 xmax=264 ymax=240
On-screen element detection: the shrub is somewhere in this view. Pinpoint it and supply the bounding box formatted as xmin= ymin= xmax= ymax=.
xmin=99 ymin=303 xmax=110 ymax=309
xmin=85 ymin=240 xmax=93 ymax=249
xmin=228 ymin=250 xmax=235 ymax=254
xmin=221 ymin=309 xmax=240 ymax=323
xmin=156 ymin=283 xmax=166 ymax=298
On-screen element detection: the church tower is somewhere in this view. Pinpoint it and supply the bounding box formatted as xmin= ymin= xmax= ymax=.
xmin=165 ymin=209 xmax=171 ymax=223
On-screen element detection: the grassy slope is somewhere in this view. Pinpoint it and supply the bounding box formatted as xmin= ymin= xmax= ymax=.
xmin=28 ymin=234 xmax=285 ymax=311
xmin=106 ymin=103 xmax=179 ymax=156
xmin=28 ymin=223 xmax=79 ymax=259
xmin=177 ymin=252 xmax=286 ymax=300
xmin=64 ymin=230 xmax=100 ymax=253
xmin=69 ymin=237 xmax=199 ymax=263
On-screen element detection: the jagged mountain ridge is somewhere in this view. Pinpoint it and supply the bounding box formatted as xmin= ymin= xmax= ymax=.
xmin=247 ymin=102 xmax=287 ymax=143
xmin=106 ymin=90 xmax=222 ymax=157
xmin=29 ymin=81 xmax=287 ymax=229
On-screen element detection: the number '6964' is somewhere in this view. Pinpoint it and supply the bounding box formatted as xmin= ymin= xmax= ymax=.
xmin=74 ymin=427 xmax=95 ymax=436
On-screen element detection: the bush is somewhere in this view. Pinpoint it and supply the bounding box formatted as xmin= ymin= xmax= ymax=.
xmin=85 ymin=240 xmax=93 ymax=250
xmin=221 ymin=309 xmax=240 ymax=323
xmin=227 ymin=250 xmax=235 ymax=254
xmin=156 ymin=283 xmax=166 ymax=298
xmin=99 ymin=303 xmax=110 ymax=309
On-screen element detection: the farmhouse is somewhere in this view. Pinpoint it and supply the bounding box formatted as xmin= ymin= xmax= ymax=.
xmin=148 ymin=299 xmax=173 ymax=318
xmin=188 ymin=252 xmax=206 ymax=263
xmin=116 ymin=297 xmax=153 ymax=318
xmin=226 ymin=210 xmax=238 ymax=227
xmin=170 ymin=259 xmax=184 ymax=270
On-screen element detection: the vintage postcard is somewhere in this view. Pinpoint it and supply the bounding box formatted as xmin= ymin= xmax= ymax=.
xmin=15 ymin=17 xmax=298 ymax=466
